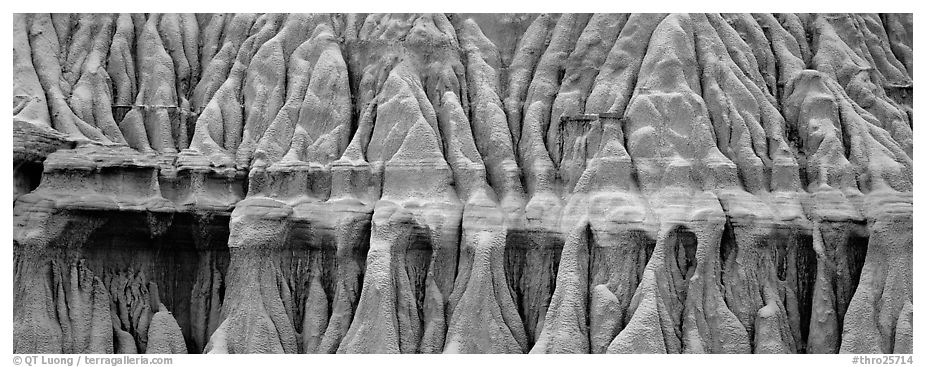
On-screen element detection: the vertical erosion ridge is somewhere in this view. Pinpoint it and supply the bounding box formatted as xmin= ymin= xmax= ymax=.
xmin=13 ymin=13 xmax=913 ymax=354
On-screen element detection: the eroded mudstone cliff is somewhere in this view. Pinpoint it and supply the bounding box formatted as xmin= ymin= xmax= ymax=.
xmin=13 ymin=13 xmax=913 ymax=354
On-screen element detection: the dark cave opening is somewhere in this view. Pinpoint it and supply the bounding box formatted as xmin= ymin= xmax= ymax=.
xmin=14 ymin=162 xmax=44 ymax=197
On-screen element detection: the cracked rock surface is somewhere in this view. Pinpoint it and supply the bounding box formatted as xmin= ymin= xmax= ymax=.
xmin=13 ymin=13 xmax=912 ymax=354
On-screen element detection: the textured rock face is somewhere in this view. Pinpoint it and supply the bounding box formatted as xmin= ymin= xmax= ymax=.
xmin=13 ymin=13 xmax=912 ymax=354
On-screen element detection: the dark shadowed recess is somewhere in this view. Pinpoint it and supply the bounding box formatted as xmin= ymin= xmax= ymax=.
xmin=80 ymin=211 xmax=231 ymax=353
xmin=504 ymin=229 xmax=564 ymax=346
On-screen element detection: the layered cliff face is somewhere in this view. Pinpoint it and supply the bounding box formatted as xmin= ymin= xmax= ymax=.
xmin=13 ymin=13 xmax=913 ymax=354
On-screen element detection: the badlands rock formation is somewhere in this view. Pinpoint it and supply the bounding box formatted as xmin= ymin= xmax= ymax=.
xmin=13 ymin=13 xmax=913 ymax=354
